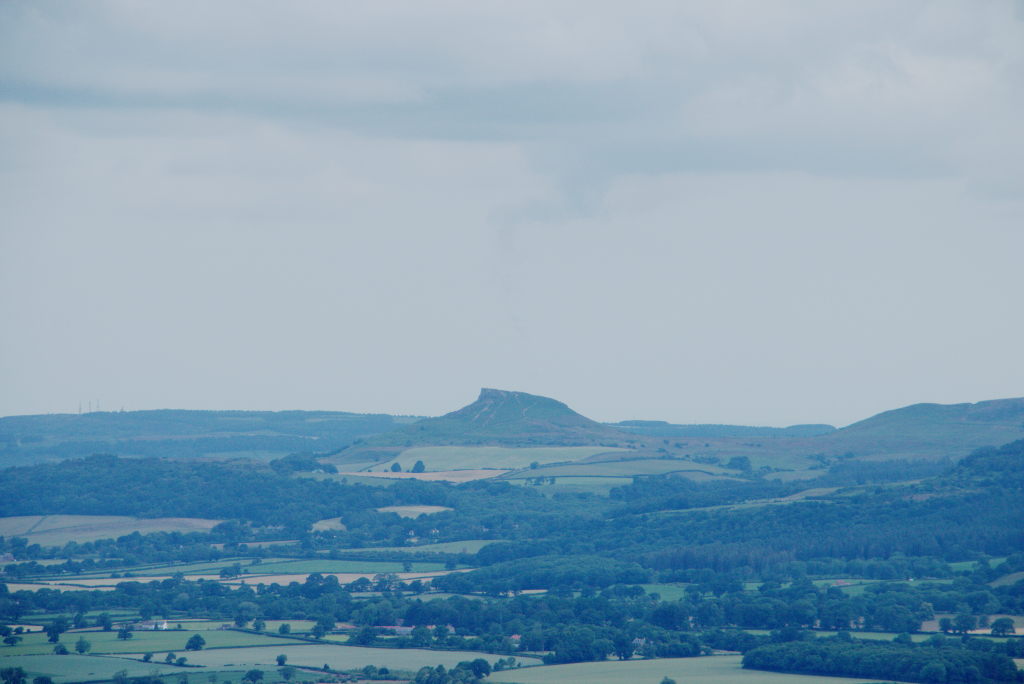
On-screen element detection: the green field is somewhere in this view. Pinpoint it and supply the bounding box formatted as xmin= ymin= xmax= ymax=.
xmin=0 ymin=515 xmax=222 ymax=546
xmin=992 ymin=571 xmax=1024 ymax=587
xmin=377 ymin=505 xmax=453 ymax=518
xmin=334 ymin=539 xmax=496 ymax=555
xmin=166 ymin=643 xmax=542 ymax=670
xmin=252 ymin=558 xmax=446 ymax=574
xmin=381 ymin=446 xmax=628 ymax=472
xmin=29 ymin=557 xmax=448 ymax=580
xmin=1 ymin=628 xmax=295 ymax=657
xmin=0 ymin=654 xmax=187 ymax=684
xmin=503 ymin=458 xmax=739 ymax=478
xmin=487 ymin=654 xmax=906 ymax=684
xmin=641 ymin=583 xmax=693 ymax=601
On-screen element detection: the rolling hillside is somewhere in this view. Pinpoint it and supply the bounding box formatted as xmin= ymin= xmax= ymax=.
xmin=0 ymin=409 xmax=417 ymax=466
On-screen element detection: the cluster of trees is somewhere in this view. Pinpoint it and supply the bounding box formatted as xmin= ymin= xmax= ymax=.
xmin=743 ymin=636 xmax=1020 ymax=684
xmin=0 ymin=455 xmax=455 ymax=534
xmin=5 ymin=566 xmax=1022 ymax=666
xmin=411 ymin=659 xmax=491 ymax=684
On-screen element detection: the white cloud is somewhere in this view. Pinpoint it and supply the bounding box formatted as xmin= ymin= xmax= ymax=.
xmin=1 ymin=1 xmax=1022 ymax=424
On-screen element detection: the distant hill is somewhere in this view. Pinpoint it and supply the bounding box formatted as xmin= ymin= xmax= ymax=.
xmin=818 ymin=397 xmax=1024 ymax=461
xmin=3 ymin=394 xmax=1021 ymax=472
xmin=0 ymin=409 xmax=416 ymax=466
xmin=332 ymin=388 xmax=637 ymax=464
xmin=610 ymin=421 xmax=837 ymax=439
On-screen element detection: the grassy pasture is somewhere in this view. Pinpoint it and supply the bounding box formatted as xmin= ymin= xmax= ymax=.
xmin=0 ymin=515 xmax=222 ymax=546
xmin=336 ymin=469 xmax=507 ymax=482
xmin=167 ymin=643 xmax=542 ymax=670
xmin=487 ymin=654 xmax=906 ymax=684
xmin=383 ymin=446 xmax=628 ymax=472
xmin=0 ymin=628 xmax=292 ymax=656
xmin=641 ymin=583 xmax=693 ymax=601
xmin=332 ymin=539 xmax=496 ymax=554
xmin=765 ymin=470 xmax=822 ymax=482
xmin=921 ymin=613 xmax=1021 ymax=634
xmin=992 ymin=571 xmax=1024 ymax=587
xmin=169 ymin=619 xmax=317 ymax=633
xmin=311 ymin=517 xmax=347 ymax=531
xmin=377 ymin=505 xmax=453 ymax=518
xmin=60 ymin=559 xmax=268 ymax=578
xmin=0 ymin=653 xmax=186 ymax=684
xmin=504 ymin=459 xmax=740 ymax=478
xmin=252 ymin=558 xmax=446 ymax=573
xmin=947 ymin=557 xmax=1006 ymax=572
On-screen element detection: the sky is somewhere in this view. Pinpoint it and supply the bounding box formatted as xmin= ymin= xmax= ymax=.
xmin=1 ymin=1 xmax=1023 ymax=427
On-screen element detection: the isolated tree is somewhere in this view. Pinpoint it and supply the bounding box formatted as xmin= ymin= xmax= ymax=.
xmin=165 ymin=652 xmax=177 ymax=664
xmin=953 ymin=613 xmax=976 ymax=634
xmin=74 ymin=637 xmax=91 ymax=654
xmin=727 ymin=456 xmax=752 ymax=472
xmin=142 ymin=653 xmax=153 ymax=662
xmin=278 ymin=667 xmax=295 ymax=681
xmin=275 ymin=654 xmax=287 ymax=666
xmin=52 ymin=644 xmax=68 ymax=655
xmin=277 ymin=623 xmax=291 ymax=635
xmin=3 ymin=637 xmax=21 ymax=647
xmin=185 ymin=634 xmax=206 ymax=651
xmin=116 ymin=626 xmax=133 ymax=641
xmin=242 ymin=670 xmax=263 ymax=683
xmin=412 ymin=460 xmax=426 ymax=473
xmin=990 ymin=617 xmax=1016 ymax=636
xmin=661 ymin=678 xmax=677 ymax=684
xmin=97 ymin=613 xmax=113 ymax=631
xmin=44 ymin=619 xmax=68 ymax=643
xmin=391 ymin=463 xmax=402 ymax=472
xmin=252 ymin=619 xmax=265 ymax=632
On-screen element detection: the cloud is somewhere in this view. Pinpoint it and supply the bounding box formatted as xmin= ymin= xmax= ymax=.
xmin=0 ymin=1 xmax=1022 ymax=424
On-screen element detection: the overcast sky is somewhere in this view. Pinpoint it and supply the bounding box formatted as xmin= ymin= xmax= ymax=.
xmin=1 ymin=1 xmax=1022 ymax=427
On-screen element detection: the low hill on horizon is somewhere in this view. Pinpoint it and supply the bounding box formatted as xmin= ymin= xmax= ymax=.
xmin=818 ymin=396 xmax=1024 ymax=461
xmin=331 ymin=388 xmax=637 ymax=465
xmin=0 ymin=409 xmax=419 ymax=466
xmin=3 ymin=393 xmax=1022 ymax=472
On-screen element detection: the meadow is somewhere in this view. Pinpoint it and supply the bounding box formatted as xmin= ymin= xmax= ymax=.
xmin=381 ymin=445 xmax=627 ymax=472
xmin=163 ymin=643 xmax=541 ymax=670
xmin=376 ymin=505 xmax=453 ymax=518
xmin=0 ymin=654 xmax=185 ymax=684
xmin=0 ymin=515 xmax=222 ymax=546
xmin=487 ymin=654 xmax=908 ymax=684
xmin=333 ymin=539 xmax=495 ymax=554
xmin=27 ymin=557 xmax=450 ymax=582
xmin=0 ymin=627 xmax=294 ymax=657
xmin=502 ymin=458 xmax=739 ymax=478
xmin=334 ymin=469 xmax=506 ymax=482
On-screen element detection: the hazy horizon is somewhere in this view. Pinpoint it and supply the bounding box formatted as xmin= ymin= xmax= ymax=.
xmin=2 ymin=1 xmax=1023 ymax=427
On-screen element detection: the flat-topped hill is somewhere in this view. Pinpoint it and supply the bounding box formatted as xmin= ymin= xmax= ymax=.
xmin=343 ymin=388 xmax=634 ymax=452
